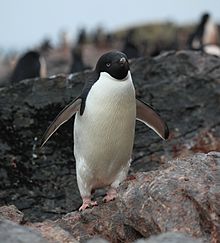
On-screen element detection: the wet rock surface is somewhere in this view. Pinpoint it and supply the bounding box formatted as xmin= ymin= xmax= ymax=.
xmin=0 ymin=50 xmax=220 ymax=224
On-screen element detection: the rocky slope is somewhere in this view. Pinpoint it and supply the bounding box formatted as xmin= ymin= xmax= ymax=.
xmin=1 ymin=152 xmax=219 ymax=242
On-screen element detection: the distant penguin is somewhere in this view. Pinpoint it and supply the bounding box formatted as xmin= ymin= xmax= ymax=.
xmin=77 ymin=28 xmax=87 ymax=45
xmin=40 ymin=38 xmax=53 ymax=54
xmin=69 ymin=46 xmax=91 ymax=73
xmin=40 ymin=51 xmax=169 ymax=211
xmin=187 ymin=13 xmax=220 ymax=56
xmin=11 ymin=51 xmax=47 ymax=84
xmin=122 ymin=29 xmax=140 ymax=59
xmin=187 ymin=13 xmax=209 ymax=50
xmin=92 ymin=26 xmax=106 ymax=48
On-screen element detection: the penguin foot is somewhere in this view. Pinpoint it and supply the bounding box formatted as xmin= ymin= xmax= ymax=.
xmin=79 ymin=197 xmax=98 ymax=211
xmin=103 ymin=187 xmax=117 ymax=202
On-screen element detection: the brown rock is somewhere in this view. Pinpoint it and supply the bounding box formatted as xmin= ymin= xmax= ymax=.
xmin=0 ymin=205 xmax=24 ymax=224
xmin=0 ymin=219 xmax=48 ymax=243
xmin=134 ymin=232 xmax=203 ymax=243
xmin=27 ymin=152 xmax=218 ymax=243
xmin=118 ymin=152 xmax=220 ymax=242
xmin=1 ymin=153 xmax=219 ymax=242
xmin=30 ymin=220 xmax=79 ymax=243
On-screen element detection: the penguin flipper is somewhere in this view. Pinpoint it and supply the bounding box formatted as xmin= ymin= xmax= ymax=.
xmin=40 ymin=97 xmax=82 ymax=147
xmin=136 ymin=99 xmax=169 ymax=140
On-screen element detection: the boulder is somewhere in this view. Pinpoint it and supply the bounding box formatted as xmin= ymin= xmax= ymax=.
xmin=29 ymin=152 xmax=219 ymax=243
xmin=29 ymin=220 xmax=79 ymax=243
xmin=0 ymin=204 xmax=24 ymax=224
xmin=134 ymin=232 xmax=202 ymax=243
xmin=0 ymin=206 xmax=78 ymax=242
xmin=0 ymin=152 xmax=219 ymax=242
xmin=0 ymin=219 xmax=48 ymax=243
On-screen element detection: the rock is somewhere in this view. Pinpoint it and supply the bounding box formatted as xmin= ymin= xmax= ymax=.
xmin=27 ymin=152 xmax=219 ymax=243
xmin=117 ymin=152 xmax=220 ymax=242
xmin=134 ymin=232 xmax=202 ymax=243
xmin=0 ymin=51 xmax=220 ymax=222
xmin=0 ymin=205 xmax=79 ymax=243
xmin=0 ymin=205 xmax=24 ymax=223
xmin=30 ymin=220 xmax=79 ymax=243
xmin=86 ymin=238 xmax=110 ymax=243
xmin=0 ymin=219 xmax=48 ymax=243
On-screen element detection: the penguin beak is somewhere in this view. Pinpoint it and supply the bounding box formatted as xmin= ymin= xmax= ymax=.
xmin=119 ymin=57 xmax=126 ymax=65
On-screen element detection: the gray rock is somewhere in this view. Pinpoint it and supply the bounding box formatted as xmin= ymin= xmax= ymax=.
xmin=1 ymin=153 xmax=218 ymax=243
xmin=135 ymin=232 xmax=202 ymax=243
xmin=0 ymin=219 xmax=48 ymax=243
xmin=86 ymin=238 xmax=109 ymax=243
xmin=50 ymin=152 xmax=219 ymax=243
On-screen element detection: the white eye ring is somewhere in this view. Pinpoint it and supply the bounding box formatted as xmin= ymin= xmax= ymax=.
xmin=106 ymin=63 xmax=111 ymax=67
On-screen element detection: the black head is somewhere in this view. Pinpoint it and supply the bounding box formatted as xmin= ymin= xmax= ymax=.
xmin=95 ymin=51 xmax=129 ymax=80
xmin=201 ymin=13 xmax=210 ymax=25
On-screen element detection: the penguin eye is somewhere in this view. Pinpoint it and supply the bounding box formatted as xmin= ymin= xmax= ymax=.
xmin=106 ymin=63 xmax=111 ymax=68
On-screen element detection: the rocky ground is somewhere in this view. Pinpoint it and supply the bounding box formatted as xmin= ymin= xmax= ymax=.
xmin=0 ymin=50 xmax=220 ymax=242
xmin=1 ymin=152 xmax=219 ymax=242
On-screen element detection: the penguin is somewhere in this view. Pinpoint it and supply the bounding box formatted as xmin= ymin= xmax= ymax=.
xmin=40 ymin=51 xmax=169 ymax=211
xmin=187 ymin=13 xmax=220 ymax=56
xmin=11 ymin=51 xmax=47 ymax=84
xmin=122 ymin=29 xmax=140 ymax=59
xmin=69 ymin=45 xmax=91 ymax=73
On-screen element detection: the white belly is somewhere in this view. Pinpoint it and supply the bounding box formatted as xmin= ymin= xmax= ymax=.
xmin=74 ymin=72 xmax=136 ymax=194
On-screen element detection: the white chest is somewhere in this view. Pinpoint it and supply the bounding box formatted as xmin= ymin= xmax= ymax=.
xmin=74 ymin=71 xmax=136 ymax=187
xmin=75 ymin=71 xmax=136 ymax=139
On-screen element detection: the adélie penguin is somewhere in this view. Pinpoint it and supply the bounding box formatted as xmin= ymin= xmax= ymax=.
xmin=40 ymin=51 xmax=169 ymax=211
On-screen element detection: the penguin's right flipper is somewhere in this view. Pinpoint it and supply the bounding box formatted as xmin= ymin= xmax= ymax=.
xmin=40 ymin=97 xmax=82 ymax=147
xmin=136 ymin=99 xmax=169 ymax=140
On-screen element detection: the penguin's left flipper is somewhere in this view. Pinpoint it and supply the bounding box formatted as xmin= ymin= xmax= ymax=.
xmin=40 ymin=97 xmax=82 ymax=147
xmin=136 ymin=99 xmax=169 ymax=140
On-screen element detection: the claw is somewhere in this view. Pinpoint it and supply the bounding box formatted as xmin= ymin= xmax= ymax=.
xmin=103 ymin=187 xmax=117 ymax=203
xmin=79 ymin=197 xmax=98 ymax=211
